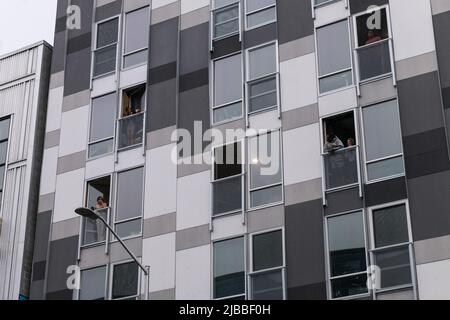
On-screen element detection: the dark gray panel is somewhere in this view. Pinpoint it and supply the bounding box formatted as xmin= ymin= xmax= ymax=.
xmin=30 ymin=280 xmax=45 ymax=300
xmin=433 ymin=11 xmax=450 ymax=88
xmin=148 ymin=78 xmax=177 ymax=133
xmin=364 ymin=176 xmax=407 ymax=208
xmin=149 ymin=62 xmax=177 ymax=85
xmin=179 ymin=68 xmax=209 ymax=92
xmin=32 ymin=261 xmax=47 ymax=282
xmin=46 ymin=289 xmax=74 ymax=300
xmin=55 ymin=16 xmax=67 ymax=34
xmin=95 ymin=0 xmax=122 ymax=22
xmin=349 ymin=0 xmax=388 ymax=15
xmin=404 ymin=127 xmax=450 ymax=179
xmin=277 ymin=0 xmax=314 ymax=45
xmin=442 ymin=87 xmax=450 ymax=110
xmin=32 ymin=211 xmax=52 ymax=262
xmin=179 ymin=23 xmax=209 ymax=75
xmin=397 ymin=71 xmax=445 ymax=136
xmin=69 ymin=0 xmax=94 ymax=37
xmin=51 ymin=31 xmax=67 ymax=74
xmin=212 ymin=35 xmax=241 ymax=60
xmin=63 ymin=47 xmax=91 ymax=96
xmin=46 ymin=236 xmax=79 ymax=294
xmin=56 ymin=0 xmax=69 ymax=18
xmin=285 ymin=199 xmax=326 ymax=289
xmin=150 ymin=17 xmax=179 ymax=69
xmin=287 ymin=282 xmax=327 ymax=300
xmin=67 ymin=32 xmax=92 ymax=54
xmin=244 ymin=22 xmax=277 ymax=49
xmin=408 ymin=170 xmax=450 ymax=241
xmin=324 ymin=187 xmax=363 ymax=216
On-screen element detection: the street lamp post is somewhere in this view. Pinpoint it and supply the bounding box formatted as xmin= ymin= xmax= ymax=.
xmin=75 ymin=207 xmax=150 ymax=300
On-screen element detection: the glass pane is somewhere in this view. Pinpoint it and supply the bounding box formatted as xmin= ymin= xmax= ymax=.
xmin=356 ymin=8 xmax=389 ymax=47
xmin=373 ymin=246 xmax=412 ymax=289
xmin=249 ymin=131 xmax=281 ymax=189
xmin=319 ymin=70 xmax=353 ymax=94
xmin=358 ymin=40 xmax=391 ymax=81
xmin=0 ymin=166 xmax=5 ymax=190
xmin=90 ymin=93 xmax=116 ymax=143
xmin=214 ymin=0 xmax=239 ymax=9
xmin=94 ymin=45 xmax=117 ymax=76
xmin=315 ymin=0 xmax=332 ymax=5
xmin=215 ymin=19 xmax=239 ymax=39
xmin=213 ymin=175 xmax=242 ymax=215
xmin=373 ymin=205 xmax=409 ymax=248
xmin=80 ymin=266 xmax=106 ymax=300
xmin=248 ymin=44 xmax=277 ymax=79
xmin=88 ymin=139 xmax=114 ymax=158
xmin=124 ymin=50 xmax=148 ymax=69
xmin=324 ymin=147 xmax=358 ymax=190
xmin=213 ymin=102 xmax=242 ymax=123
xmin=87 ymin=176 xmax=110 ymax=209
xmin=116 ymin=167 xmax=144 ymax=221
xmin=327 ymin=212 xmax=366 ymax=277
xmin=124 ymin=8 xmax=149 ymax=54
xmin=97 ymin=18 xmax=119 ymax=48
xmin=112 ymin=262 xmax=139 ymax=299
xmin=317 ymin=20 xmax=351 ymax=76
xmin=214 ymin=237 xmax=245 ymax=299
xmin=214 ymin=5 xmax=239 ymax=38
xmin=116 ymin=219 xmax=142 ymax=239
xmin=367 ymin=157 xmax=404 ymax=181
xmin=250 ymin=185 xmax=283 ymax=208
xmin=248 ymin=76 xmax=277 ymax=113
xmin=0 ymin=141 xmax=8 ymax=164
xmin=247 ymin=7 xmax=276 ymax=28
xmin=118 ymin=113 xmax=144 ymax=149
xmin=363 ymin=100 xmax=402 ymax=161
xmin=246 ymin=0 xmax=275 ymax=12
xmin=253 ymin=230 xmax=283 ymax=271
xmin=0 ymin=118 xmax=10 ymax=141
xmin=251 ymin=270 xmax=283 ymax=300
xmin=214 ymin=54 xmax=242 ymax=106
xmin=82 ymin=208 xmax=107 ymax=246
xmin=331 ymin=274 xmax=368 ymax=299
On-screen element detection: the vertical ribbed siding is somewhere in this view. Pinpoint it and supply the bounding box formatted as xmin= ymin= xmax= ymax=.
xmin=0 ymin=48 xmax=38 ymax=85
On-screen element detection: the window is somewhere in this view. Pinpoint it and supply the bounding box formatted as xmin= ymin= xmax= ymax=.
xmin=245 ymin=0 xmax=276 ymax=29
xmin=250 ymin=230 xmax=285 ymax=300
xmin=246 ymin=43 xmax=279 ymax=114
xmin=316 ymin=20 xmax=353 ymax=94
xmin=88 ymin=93 xmax=116 ymax=158
xmin=212 ymin=0 xmax=240 ymax=40
xmin=326 ymin=211 xmax=368 ymax=299
xmin=79 ymin=266 xmax=107 ymax=300
xmin=369 ymin=203 xmax=414 ymax=293
xmin=213 ymin=237 xmax=245 ymax=299
xmin=362 ymin=100 xmax=404 ymax=182
xmin=119 ymin=84 xmax=146 ymax=150
xmin=82 ymin=176 xmax=111 ymax=246
xmin=94 ymin=18 xmax=119 ymax=77
xmin=322 ymin=112 xmax=359 ymax=190
xmin=248 ymin=131 xmax=282 ymax=209
xmin=213 ymin=53 xmax=243 ymax=124
xmin=314 ymin=0 xmax=336 ymax=7
xmin=354 ymin=6 xmax=392 ymax=81
xmin=111 ymin=262 xmax=140 ymax=300
xmin=213 ymin=142 xmax=243 ymax=216
xmin=115 ymin=167 xmax=144 ymax=238
xmin=0 ymin=117 xmax=10 ymax=204
xmin=123 ymin=7 xmax=149 ymax=69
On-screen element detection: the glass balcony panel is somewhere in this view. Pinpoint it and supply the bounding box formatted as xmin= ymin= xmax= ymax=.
xmin=324 ymin=147 xmax=358 ymax=190
xmin=118 ymin=113 xmax=144 ymax=150
xmin=331 ymin=273 xmax=368 ymax=299
xmin=358 ymin=40 xmax=392 ymax=81
xmin=251 ymin=269 xmax=283 ymax=300
xmin=82 ymin=208 xmax=108 ymax=246
xmin=213 ymin=175 xmax=242 ymax=216
xmin=373 ymin=245 xmax=412 ymax=290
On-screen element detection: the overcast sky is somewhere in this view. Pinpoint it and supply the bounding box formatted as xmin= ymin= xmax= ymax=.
xmin=0 ymin=0 xmax=57 ymax=56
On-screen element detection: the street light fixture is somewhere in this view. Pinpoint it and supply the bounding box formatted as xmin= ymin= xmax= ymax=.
xmin=75 ymin=207 xmax=150 ymax=300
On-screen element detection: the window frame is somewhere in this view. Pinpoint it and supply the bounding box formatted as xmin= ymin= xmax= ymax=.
xmin=77 ymin=264 xmax=109 ymax=301
xmin=92 ymin=15 xmax=121 ymax=79
xmin=315 ymin=18 xmax=355 ymax=96
xmin=248 ymin=228 xmax=286 ymax=300
xmin=245 ymin=41 xmax=281 ymax=117
xmin=109 ymin=259 xmax=142 ymax=300
xmin=359 ymin=99 xmax=405 ymax=184
xmin=121 ymin=6 xmax=150 ymax=70
xmin=211 ymin=0 xmax=242 ymax=42
xmin=211 ymin=52 xmax=245 ymax=126
xmin=312 ymin=0 xmax=344 ymax=9
xmin=244 ymin=0 xmax=277 ymax=31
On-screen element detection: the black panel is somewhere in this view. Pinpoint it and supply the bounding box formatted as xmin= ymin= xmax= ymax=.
xmin=325 ymin=187 xmax=363 ymax=216
xmin=46 ymin=289 xmax=74 ymax=301
xmin=149 ymin=62 xmax=177 ymax=85
xmin=349 ymin=0 xmax=389 ymax=15
xmin=179 ymin=68 xmax=209 ymax=92
xmin=148 ymin=78 xmax=177 ymax=133
xmin=212 ymin=35 xmax=241 ymax=60
xmin=32 ymin=211 xmax=52 ymax=262
xmin=443 ymin=87 xmax=450 ymax=110
xmin=95 ymin=0 xmax=122 ymax=22
xmin=277 ymin=0 xmax=314 ymax=44
xmin=287 ymin=282 xmax=327 ymax=300
xmin=51 ymin=31 xmax=67 ymax=74
xmin=364 ymin=176 xmax=408 ymax=207
xmin=244 ymin=23 xmax=278 ymax=49
xmin=67 ymin=32 xmax=92 ymax=54
xmin=32 ymin=261 xmax=47 ymax=282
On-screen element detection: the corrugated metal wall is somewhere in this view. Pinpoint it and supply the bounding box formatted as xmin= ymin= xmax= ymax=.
xmin=0 ymin=47 xmax=37 ymax=86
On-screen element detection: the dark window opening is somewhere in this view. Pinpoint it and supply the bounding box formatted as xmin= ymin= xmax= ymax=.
xmin=122 ymin=84 xmax=146 ymax=117
xmin=356 ymin=8 xmax=389 ymax=47
xmin=323 ymin=112 xmax=356 ymax=153
xmin=214 ymin=142 xmax=242 ymax=180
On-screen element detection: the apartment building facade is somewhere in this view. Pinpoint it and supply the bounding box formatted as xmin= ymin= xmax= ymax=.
xmin=29 ymin=0 xmax=450 ymax=300
xmin=0 ymin=42 xmax=52 ymax=300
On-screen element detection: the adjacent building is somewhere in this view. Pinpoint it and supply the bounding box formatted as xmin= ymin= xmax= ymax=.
xmin=29 ymin=0 xmax=450 ymax=300
xmin=0 ymin=41 xmax=52 ymax=300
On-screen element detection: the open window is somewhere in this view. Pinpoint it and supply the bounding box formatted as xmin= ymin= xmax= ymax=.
xmin=212 ymin=0 xmax=241 ymax=41
xmin=322 ymin=111 xmax=359 ymax=191
xmin=118 ymin=84 xmax=146 ymax=150
xmin=123 ymin=7 xmax=149 ymax=69
xmin=354 ymin=6 xmax=392 ymax=82
xmin=82 ymin=176 xmax=111 ymax=247
xmin=212 ymin=141 xmax=243 ymax=216
xmin=93 ymin=17 xmax=119 ymax=77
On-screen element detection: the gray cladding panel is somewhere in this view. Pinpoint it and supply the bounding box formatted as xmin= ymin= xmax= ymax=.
xmin=179 ymin=23 xmax=209 ymax=75
xmin=244 ymin=23 xmax=278 ymax=49
xmin=148 ymin=78 xmax=177 ymax=132
xmin=63 ymin=47 xmax=91 ymax=96
xmin=364 ymin=176 xmax=407 ymax=208
xmin=433 ymin=11 xmax=450 ymax=88
xmin=51 ymin=31 xmax=67 ymax=74
xmin=277 ymin=0 xmax=314 ymax=45
xmin=95 ymin=0 xmax=122 ymax=22
xmin=150 ymin=17 xmax=179 ymax=69
xmin=324 ymin=187 xmax=363 ymax=216
xmin=287 ymin=282 xmax=327 ymax=300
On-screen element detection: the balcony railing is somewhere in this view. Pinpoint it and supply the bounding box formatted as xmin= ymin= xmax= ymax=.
xmin=212 ymin=174 xmax=243 ymax=216
xmin=118 ymin=112 xmax=144 ymax=150
xmin=356 ymin=39 xmax=392 ymax=82
xmin=323 ymin=146 xmax=359 ymax=191
xmin=82 ymin=207 xmax=109 ymax=247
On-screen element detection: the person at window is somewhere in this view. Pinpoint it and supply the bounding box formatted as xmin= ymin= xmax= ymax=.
xmin=95 ymin=196 xmax=108 ymax=210
xmin=365 ymin=30 xmax=382 ymax=45
xmin=324 ymin=128 xmax=344 ymax=153
xmin=94 ymin=196 xmax=108 ymax=242
xmin=347 ymin=138 xmax=356 ymax=148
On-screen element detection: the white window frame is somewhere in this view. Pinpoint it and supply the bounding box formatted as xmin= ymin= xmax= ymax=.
xmin=109 ymin=259 xmax=142 ymax=300
xmin=359 ymin=99 xmax=405 ymax=184
xmin=244 ymin=0 xmax=277 ymax=31
xmin=92 ymin=15 xmax=121 ymax=80
xmin=324 ymin=209 xmax=371 ymax=300
xmin=77 ymin=264 xmax=109 ymax=300
xmin=248 ymin=228 xmax=287 ymax=300
xmin=245 ymin=41 xmax=281 ymax=118
xmin=211 ymin=52 xmax=244 ymax=126
xmin=211 ymin=0 xmax=242 ymax=44
xmin=122 ymin=6 xmax=150 ymax=70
